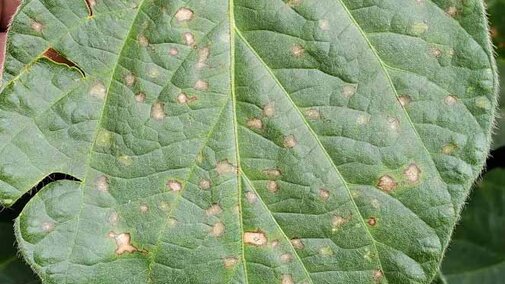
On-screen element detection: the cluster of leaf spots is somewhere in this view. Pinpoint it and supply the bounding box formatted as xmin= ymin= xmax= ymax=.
xmin=0 ymin=0 xmax=498 ymax=283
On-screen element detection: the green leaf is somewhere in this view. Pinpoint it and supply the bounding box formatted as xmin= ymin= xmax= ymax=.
xmin=441 ymin=169 xmax=505 ymax=283
xmin=0 ymin=223 xmax=40 ymax=284
xmin=491 ymin=59 xmax=505 ymax=149
xmin=0 ymin=0 xmax=498 ymax=283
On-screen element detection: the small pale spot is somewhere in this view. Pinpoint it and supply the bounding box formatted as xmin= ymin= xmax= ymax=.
xmin=264 ymin=168 xmax=281 ymax=177
xmin=319 ymin=19 xmax=330 ymax=31
xmin=140 ymin=204 xmax=149 ymax=213
xmin=177 ymin=93 xmax=192 ymax=104
xmin=135 ymin=92 xmax=146 ymax=103
xmin=31 ymin=22 xmax=43 ymax=32
xmin=371 ymin=199 xmax=380 ymax=209
xmin=283 ymin=135 xmax=297 ymax=148
xmin=197 ymin=47 xmax=210 ymax=69
xmin=41 ymin=222 xmax=54 ymax=232
xmin=108 ymin=232 xmax=138 ymax=255
xmin=404 ymin=163 xmax=421 ymax=183
xmin=342 ymin=84 xmax=358 ymax=98
xmin=291 ymin=238 xmax=304 ymax=249
xmin=411 ymin=22 xmax=428 ymax=35
xmin=216 ymin=160 xmax=236 ymax=175
xmin=244 ymin=232 xmax=267 ymax=246
xmin=175 ymin=7 xmax=193 ymax=22
xmin=263 ymin=103 xmax=275 ymax=117
xmin=138 ymin=34 xmax=149 ymax=47
xmin=167 ymin=218 xmax=177 ymax=227
xmin=169 ymin=47 xmax=179 ymax=56
xmin=319 ymin=246 xmax=333 ymax=256
xmin=96 ymin=175 xmax=109 ymax=192
xmin=199 ymin=179 xmax=211 ymax=190
xmin=125 ymin=73 xmax=135 ymax=87
xmin=271 ymin=240 xmax=280 ymax=248
xmin=184 ymin=32 xmax=195 ymax=46
xmin=476 ymin=97 xmax=491 ymax=110
xmin=109 ymin=212 xmax=119 ymax=225
xmin=377 ymin=175 xmax=397 ymax=192
xmin=368 ymin=217 xmax=377 ymax=226
xmin=446 ymin=6 xmax=457 ymax=17
xmin=245 ymin=191 xmax=258 ymax=203
xmin=287 ymin=0 xmax=302 ymax=7
xmin=118 ymin=155 xmax=133 ymax=166
xmin=291 ymin=44 xmax=304 ymax=57
xmin=247 ymin=118 xmax=263 ymax=129
xmin=357 ymin=114 xmax=370 ymax=125
xmin=148 ymin=67 xmax=160 ymax=78
xmin=398 ymin=95 xmax=411 ymax=107
xmin=89 ymin=82 xmax=106 ymax=99
xmin=388 ymin=117 xmax=400 ymax=131
xmin=373 ymin=270 xmax=383 ymax=282
xmin=223 ymin=257 xmax=238 ymax=269
xmin=96 ymin=129 xmax=113 ymax=147
xmin=319 ymin=188 xmax=330 ymax=201
xmin=280 ymin=253 xmax=293 ymax=263
xmin=210 ymin=222 xmax=225 ymax=237
xmin=159 ymin=202 xmax=170 ymax=211
xmin=305 ymin=108 xmax=320 ymax=120
xmin=431 ymin=47 xmax=442 ymax=58
xmin=281 ymin=274 xmax=294 ymax=284
xmin=267 ymin=180 xmax=279 ymax=193
xmin=445 ymin=95 xmax=458 ymax=105
xmin=88 ymin=0 xmax=96 ymax=8
xmin=151 ymin=102 xmax=166 ymax=120
xmin=206 ymin=204 xmax=222 ymax=216
xmin=442 ymin=143 xmax=457 ymax=155
xmin=194 ymin=79 xmax=209 ymax=91
xmin=332 ymin=215 xmax=347 ymax=229
xmin=167 ymin=180 xmax=182 ymax=192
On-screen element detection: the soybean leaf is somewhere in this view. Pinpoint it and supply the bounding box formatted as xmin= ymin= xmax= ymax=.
xmin=0 ymin=0 xmax=498 ymax=283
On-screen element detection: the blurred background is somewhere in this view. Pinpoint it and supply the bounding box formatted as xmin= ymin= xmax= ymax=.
xmin=0 ymin=1 xmax=504 ymax=283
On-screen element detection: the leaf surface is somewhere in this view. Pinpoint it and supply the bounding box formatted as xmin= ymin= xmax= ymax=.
xmin=0 ymin=0 xmax=498 ymax=283
xmin=441 ymin=169 xmax=505 ymax=283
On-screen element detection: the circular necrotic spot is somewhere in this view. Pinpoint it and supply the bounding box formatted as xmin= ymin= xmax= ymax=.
xmin=167 ymin=180 xmax=182 ymax=192
xmin=387 ymin=117 xmax=400 ymax=131
xmin=245 ymin=191 xmax=258 ymax=203
xmin=197 ymin=47 xmax=210 ymax=69
xmin=183 ymin=32 xmax=195 ymax=46
xmin=138 ymin=34 xmax=149 ymax=47
xmin=210 ymin=222 xmax=225 ymax=237
xmin=331 ymin=215 xmax=347 ymax=229
xmin=89 ymin=82 xmax=107 ymax=99
xmin=404 ymin=163 xmax=421 ymax=183
xmin=398 ymin=95 xmax=411 ymax=107
xmin=319 ymin=19 xmax=330 ymax=31
xmin=305 ymin=108 xmax=320 ymax=120
xmin=281 ymin=274 xmax=294 ymax=284
xmin=287 ymin=0 xmax=302 ymax=7
xmin=194 ymin=80 xmax=209 ymax=91
xmin=175 ymin=7 xmax=193 ymax=22
xmin=319 ymin=189 xmax=330 ymax=201
xmin=267 ymin=180 xmax=279 ymax=193
xmin=199 ymin=179 xmax=211 ymax=190
xmin=135 ymin=92 xmax=146 ymax=103
xmin=177 ymin=93 xmax=189 ymax=104
xmin=377 ymin=175 xmax=397 ymax=192
xmin=442 ymin=143 xmax=457 ymax=155
xmin=244 ymin=232 xmax=267 ymax=246
xmin=446 ymin=6 xmax=457 ymax=17
xmin=41 ymin=222 xmax=55 ymax=232
xmin=283 ymin=135 xmax=297 ymax=148
xmin=342 ymin=84 xmax=357 ymax=98
xmin=373 ymin=270 xmax=383 ymax=282
xmin=246 ymin=118 xmax=263 ymax=129
xmin=291 ymin=44 xmax=304 ymax=57
xmin=223 ymin=257 xmax=238 ymax=269
xmin=290 ymin=238 xmax=304 ymax=249
xmin=263 ymin=103 xmax=275 ymax=117
xmin=31 ymin=22 xmax=43 ymax=32
xmin=264 ymin=168 xmax=281 ymax=177
xmin=368 ymin=217 xmax=377 ymax=226
xmin=206 ymin=204 xmax=222 ymax=216
xmin=95 ymin=175 xmax=109 ymax=192
xmin=280 ymin=253 xmax=293 ymax=263
xmin=140 ymin=204 xmax=149 ymax=213
xmin=125 ymin=73 xmax=135 ymax=87
xmin=445 ymin=95 xmax=458 ymax=105
xmin=169 ymin=47 xmax=179 ymax=56
xmin=271 ymin=240 xmax=280 ymax=248
xmin=108 ymin=232 xmax=138 ymax=255
xmin=151 ymin=102 xmax=166 ymax=120
xmin=216 ymin=160 xmax=236 ymax=175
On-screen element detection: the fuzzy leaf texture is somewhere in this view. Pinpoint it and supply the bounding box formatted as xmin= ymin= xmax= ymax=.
xmin=441 ymin=169 xmax=505 ymax=283
xmin=0 ymin=0 xmax=498 ymax=283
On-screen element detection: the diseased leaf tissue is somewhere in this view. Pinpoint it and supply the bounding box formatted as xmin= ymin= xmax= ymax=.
xmin=0 ymin=0 xmax=497 ymax=283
